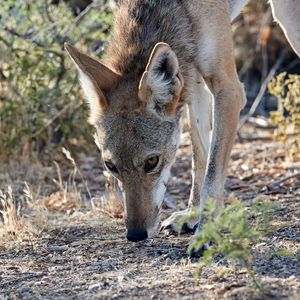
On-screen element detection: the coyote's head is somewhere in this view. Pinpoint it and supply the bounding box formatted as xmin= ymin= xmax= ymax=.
xmin=65 ymin=42 xmax=184 ymax=241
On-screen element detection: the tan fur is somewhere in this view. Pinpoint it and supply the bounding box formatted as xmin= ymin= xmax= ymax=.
xmin=65 ymin=43 xmax=121 ymax=124
xmin=65 ymin=0 xmax=300 ymax=242
xmin=270 ymin=0 xmax=300 ymax=57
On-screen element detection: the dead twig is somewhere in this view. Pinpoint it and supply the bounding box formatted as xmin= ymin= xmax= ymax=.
xmin=267 ymin=172 xmax=300 ymax=189
xmin=238 ymin=49 xmax=288 ymax=131
xmin=60 ymin=1 xmax=105 ymax=36
xmin=0 ymin=273 xmax=47 ymax=288
xmin=31 ymin=102 xmax=73 ymax=138
xmin=30 ymin=81 xmax=78 ymax=139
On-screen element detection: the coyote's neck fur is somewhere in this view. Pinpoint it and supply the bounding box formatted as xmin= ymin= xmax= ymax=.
xmin=105 ymin=0 xmax=195 ymax=80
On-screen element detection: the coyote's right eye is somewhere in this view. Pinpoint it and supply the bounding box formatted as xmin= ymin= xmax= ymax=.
xmin=104 ymin=161 xmax=119 ymax=174
xmin=144 ymin=156 xmax=159 ymax=173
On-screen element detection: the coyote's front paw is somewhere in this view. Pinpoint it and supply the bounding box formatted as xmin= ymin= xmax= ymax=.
xmin=160 ymin=210 xmax=198 ymax=235
xmin=188 ymin=241 xmax=212 ymax=258
xmin=188 ymin=218 xmax=212 ymax=257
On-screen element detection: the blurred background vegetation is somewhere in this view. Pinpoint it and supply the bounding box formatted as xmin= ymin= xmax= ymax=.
xmin=0 ymin=0 xmax=113 ymax=161
xmin=0 ymin=0 xmax=299 ymax=162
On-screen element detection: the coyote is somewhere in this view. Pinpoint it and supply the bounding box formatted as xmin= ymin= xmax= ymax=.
xmin=65 ymin=0 xmax=300 ymax=242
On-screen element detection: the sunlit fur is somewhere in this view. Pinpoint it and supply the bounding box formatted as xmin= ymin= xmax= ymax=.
xmin=66 ymin=0 xmax=300 ymax=239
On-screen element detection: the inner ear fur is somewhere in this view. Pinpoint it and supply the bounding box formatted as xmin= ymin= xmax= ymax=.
xmin=138 ymin=42 xmax=184 ymax=116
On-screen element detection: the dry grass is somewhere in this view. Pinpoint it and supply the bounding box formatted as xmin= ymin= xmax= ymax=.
xmin=0 ymin=147 xmax=123 ymax=251
xmin=91 ymin=170 xmax=124 ymax=219
xmin=0 ymin=185 xmax=47 ymax=249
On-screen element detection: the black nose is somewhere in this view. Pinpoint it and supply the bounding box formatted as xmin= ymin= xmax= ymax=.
xmin=126 ymin=229 xmax=148 ymax=242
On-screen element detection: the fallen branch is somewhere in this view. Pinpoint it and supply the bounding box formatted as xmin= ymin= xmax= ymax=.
xmin=267 ymin=172 xmax=300 ymax=188
xmin=238 ymin=49 xmax=288 ymax=131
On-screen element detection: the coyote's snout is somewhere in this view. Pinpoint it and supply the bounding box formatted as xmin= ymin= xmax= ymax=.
xmin=65 ymin=0 xmax=300 ymax=243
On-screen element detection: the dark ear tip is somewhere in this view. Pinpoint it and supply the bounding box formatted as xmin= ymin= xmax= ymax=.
xmin=64 ymin=42 xmax=74 ymax=53
xmin=64 ymin=42 xmax=69 ymax=49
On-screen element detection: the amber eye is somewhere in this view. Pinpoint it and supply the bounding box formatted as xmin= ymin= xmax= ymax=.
xmin=104 ymin=161 xmax=119 ymax=174
xmin=145 ymin=156 xmax=159 ymax=173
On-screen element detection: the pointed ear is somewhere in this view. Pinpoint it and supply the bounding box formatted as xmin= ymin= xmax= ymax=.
xmin=64 ymin=43 xmax=120 ymax=124
xmin=138 ymin=42 xmax=184 ymax=116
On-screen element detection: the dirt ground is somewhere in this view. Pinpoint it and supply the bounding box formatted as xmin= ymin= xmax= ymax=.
xmin=0 ymin=124 xmax=299 ymax=300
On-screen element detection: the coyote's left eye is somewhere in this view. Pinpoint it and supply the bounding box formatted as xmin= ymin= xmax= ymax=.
xmin=104 ymin=161 xmax=119 ymax=174
xmin=144 ymin=156 xmax=159 ymax=173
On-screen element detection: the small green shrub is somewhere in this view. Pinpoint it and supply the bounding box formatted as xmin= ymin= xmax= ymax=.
xmin=0 ymin=0 xmax=113 ymax=160
xmin=268 ymin=73 xmax=300 ymax=161
xmin=183 ymin=198 xmax=276 ymax=290
xmin=268 ymin=73 xmax=300 ymax=135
